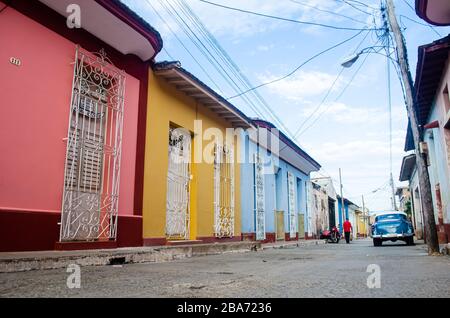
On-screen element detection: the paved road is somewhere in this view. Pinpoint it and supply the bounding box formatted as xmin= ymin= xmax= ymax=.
xmin=1 ymin=239 xmax=449 ymax=298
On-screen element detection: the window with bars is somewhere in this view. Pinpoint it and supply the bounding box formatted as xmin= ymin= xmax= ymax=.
xmin=65 ymin=78 xmax=108 ymax=193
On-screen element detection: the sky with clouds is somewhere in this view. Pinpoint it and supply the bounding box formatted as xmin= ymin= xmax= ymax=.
xmin=123 ymin=0 xmax=450 ymax=211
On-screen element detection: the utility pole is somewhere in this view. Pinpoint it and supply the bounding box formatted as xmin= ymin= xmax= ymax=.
xmin=362 ymin=195 xmax=368 ymax=237
xmin=339 ymin=168 xmax=345 ymax=234
xmin=390 ymin=173 xmax=397 ymax=211
xmin=386 ymin=30 xmax=398 ymax=212
xmin=385 ymin=0 xmax=439 ymax=254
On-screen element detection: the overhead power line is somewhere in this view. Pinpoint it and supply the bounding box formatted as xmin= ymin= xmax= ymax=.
xmin=338 ymin=0 xmax=377 ymax=15
xmin=289 ymin=0 xmax=368 ymax=25
xmin=173 ymin=0 xmax=295 ymax=137
xmin=145 ymin=0 xmax=225 ymax=95
xmin=154 ymin=0 xmax=295 ymax=137
xmin=228 ymin=29 xmax=367 ymax=100
xmin=296 ymin=47 xmax=371 ymax=138
xmin=400 ymin=0 xmax=442 ymax=37
xmin=337 ymin=0 xmax=379 ymax=10
xmin=291 ymin=30 xmax=374 ymax=139
xmin=399 ymin=15 xmax=442 ymax=37
xmin=197 ymin=0 xmax=379 ymax=31
xmin=151 ymin=0 xmax=271 ymax=124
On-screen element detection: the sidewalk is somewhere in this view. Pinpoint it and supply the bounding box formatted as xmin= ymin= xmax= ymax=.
xmin=0 ymin=241 xmax=260 ymax=273
xmin=262 ymin=239 xmax=325 ymax=250
xmin=0 ymin=239 xmax=327 ymax=273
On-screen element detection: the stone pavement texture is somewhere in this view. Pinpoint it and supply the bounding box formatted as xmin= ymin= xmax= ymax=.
xmin=0 ymin=239 xmax=449 ymax=298
xmin=0 ymin=240 xmax=324 ymax=273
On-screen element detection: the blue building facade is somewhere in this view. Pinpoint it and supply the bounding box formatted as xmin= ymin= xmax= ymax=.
xmin=240 ymin=119 xmax=321 ymax=242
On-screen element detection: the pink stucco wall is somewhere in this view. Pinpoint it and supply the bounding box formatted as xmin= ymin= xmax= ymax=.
xmin=0 ymin=6 xmax=139 ymax=216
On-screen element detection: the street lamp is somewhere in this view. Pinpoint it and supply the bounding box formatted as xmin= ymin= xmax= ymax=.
xmin=341 ymin=46 xmax=396 ymax=68
xmin=341 ymin=53 xmax=360 ymax=68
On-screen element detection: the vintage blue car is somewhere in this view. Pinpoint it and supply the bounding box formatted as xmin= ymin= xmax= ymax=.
xmin=371 ymin=212 xmax=414 ymax=246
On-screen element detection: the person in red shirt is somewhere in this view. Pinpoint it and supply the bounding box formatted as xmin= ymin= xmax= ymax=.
xmin=343 ymin=218 xmax=353 ymax=244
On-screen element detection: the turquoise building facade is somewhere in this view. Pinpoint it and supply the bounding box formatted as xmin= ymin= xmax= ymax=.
xmin=240 ymin=119 xmax=321 ymax=242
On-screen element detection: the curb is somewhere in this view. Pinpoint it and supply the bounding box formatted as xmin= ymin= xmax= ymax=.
xmin=0 ymin=242 xmax=261 ymax=273
xmin=261 ymin=240 xmax=326 ymax=250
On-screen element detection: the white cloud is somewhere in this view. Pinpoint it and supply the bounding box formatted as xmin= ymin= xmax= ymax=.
xmin=256 ymin=44 xmax=274 ymax=52
xmin=124 ymin=0 xmax=378 ymax=42
xmin=259 ymin=70 xmax=344 ymax=101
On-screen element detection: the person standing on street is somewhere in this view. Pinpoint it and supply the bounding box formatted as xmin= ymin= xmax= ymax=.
xmin=343 ymin=218 xmax=352 ymax=244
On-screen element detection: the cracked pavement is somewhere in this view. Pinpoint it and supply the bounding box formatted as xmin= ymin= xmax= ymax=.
xmin=1 ymin=239 xmax=449 ymax=298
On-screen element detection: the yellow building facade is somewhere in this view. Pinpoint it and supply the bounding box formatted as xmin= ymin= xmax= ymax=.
xmin=142 ymin=62 xmax=252 ymax=245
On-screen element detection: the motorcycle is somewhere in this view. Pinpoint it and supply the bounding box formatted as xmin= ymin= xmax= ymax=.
xmin=320 ymin=226 xmax=340 ymax=243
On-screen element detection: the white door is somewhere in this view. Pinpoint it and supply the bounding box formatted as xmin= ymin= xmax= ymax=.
xmin=166 ymin=127 xmax=191 ymax=240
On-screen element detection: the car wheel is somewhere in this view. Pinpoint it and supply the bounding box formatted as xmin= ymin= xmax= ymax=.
xmin=406 ymin=237 xmax=414 ymax=246
xmin=373 ymin=239 xmax=382 ymax=247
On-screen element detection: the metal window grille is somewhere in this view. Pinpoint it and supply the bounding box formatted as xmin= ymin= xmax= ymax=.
xmin=60 ymin=46 xmax=125 ymax=242
xmin=287 ymin=172 xmax=298 ymax=238
xmin=254 ymin=153 xmax=266 ymax=240
xmin=214 ymin=144 xmax=235 ymax=238
xmin=166 ymin=127 xmax=191 ymax=240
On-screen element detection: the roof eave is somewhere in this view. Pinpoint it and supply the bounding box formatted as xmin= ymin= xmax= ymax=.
xmin=415 ymin=0 xmax=450 ymax=26
xmin=153 ymin=62 xmax=253 ymax=129
xmin=251 ymin=119 xmax=321 ymax=171
xmin=95 ymin=0 xmax=163 ymax=60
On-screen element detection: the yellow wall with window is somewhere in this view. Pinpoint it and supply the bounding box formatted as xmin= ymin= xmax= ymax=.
xmin=142 ymin=70 xmax=242 ymax=242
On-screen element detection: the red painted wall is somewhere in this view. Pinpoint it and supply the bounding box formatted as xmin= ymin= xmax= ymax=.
xmin=0 ymin=6 xmax=139 ymax=216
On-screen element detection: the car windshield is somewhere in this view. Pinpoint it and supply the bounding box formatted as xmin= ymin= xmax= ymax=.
xmin=376 ymin=214 xmax=405 ymax=222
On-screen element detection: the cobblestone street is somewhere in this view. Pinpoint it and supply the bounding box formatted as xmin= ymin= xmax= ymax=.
xmin=0 ymin=239 xmax=449 ymax=298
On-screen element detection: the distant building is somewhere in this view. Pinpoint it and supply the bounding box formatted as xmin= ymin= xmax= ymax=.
xmin=396 ymin=186 xmax=411 ymax=213
xmin=308 ymin=182 xmax=329 ymax=238
xmin=336 ymin=195 xmax=360 ymax=238
xmin=355 ymin=208 xmax=370 ymax=238
xmin=310 ymin=177 xmax=338 ymax=236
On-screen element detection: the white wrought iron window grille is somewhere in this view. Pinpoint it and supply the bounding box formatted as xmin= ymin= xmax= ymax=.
xmin=60 ymin=46 xmax=126 ymax=242
xmin=214 ymin=143 xmax=235 ymax=238
xmin=254 ymin=152 xmax=266 ymax=241
xmin=166 ymin=127 xmax=191 ymax=240
xmin=287 ymin=172 xmax=298 ymax=238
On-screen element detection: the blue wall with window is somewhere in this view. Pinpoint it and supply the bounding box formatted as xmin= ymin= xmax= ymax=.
xmin=240 ymin=132 xmax=310 ymax=239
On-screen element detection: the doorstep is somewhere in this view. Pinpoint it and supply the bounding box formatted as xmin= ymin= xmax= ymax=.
xmin=0 ymin=241 xmax=261 ymax=273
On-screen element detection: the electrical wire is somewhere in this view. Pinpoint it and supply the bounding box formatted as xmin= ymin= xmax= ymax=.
xmin=173 ymin=0 xmax=295 ymax=137
xmin=145 ymin=0 xmax=225 ymax=95
xmin=154 ymin=0 xmax=274 ymax=124
xmin=339 ymin=0 xmax=376 ymax=16
xmin=338 ymin=0 xmax=379 ymax=10
xmin=289 ymin=30 xmax=374 ymax=140
xmin=228 ymin=29 xmax=367 ymax=100
xmin=399 ymin=15 xmax=442 ymax=37
xmin=296 ymin=50 xmax=371 ymax=138
xmin=162 ymin=47 xmax=176 ymax=61
xmin=197 ymin=0 xmax=379 ymax=31
xmin=289 ymin=0 xmax=368 ymax=25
